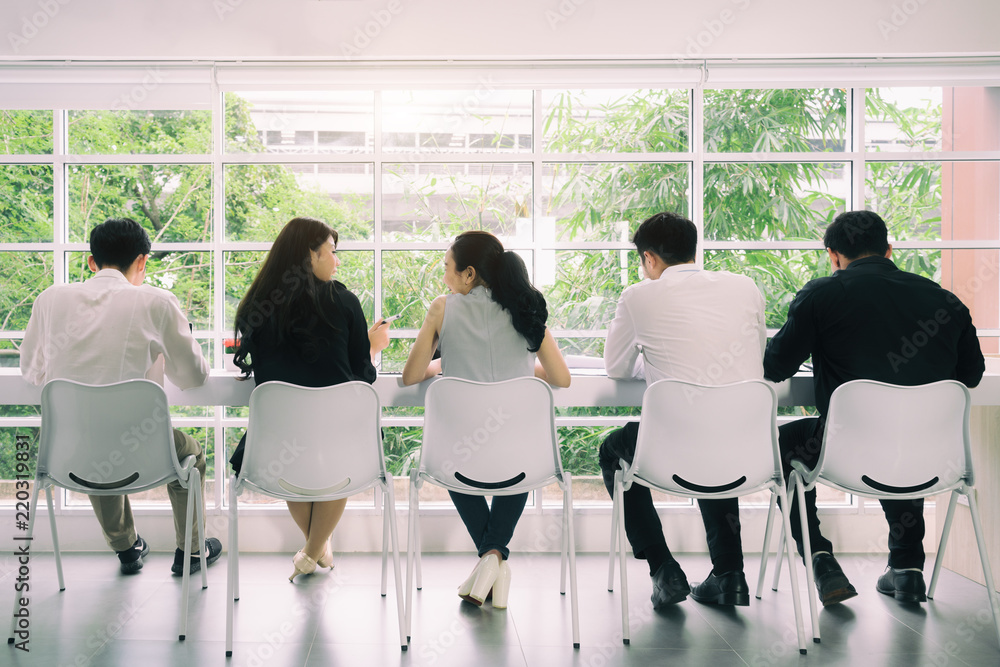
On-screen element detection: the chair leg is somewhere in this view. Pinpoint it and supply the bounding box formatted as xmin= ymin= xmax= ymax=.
xmin=614 ymin=470 xmax=630 ymax=645
xmin=9 ymin=481 xmax=43 ymax=644
xmin=773 ymin=473 xmax=799 ymax=593
xmin=381 ymin=493 xmax=390 ymax=597
xmin=192 ymin=470 xmax=208 ymax=590
xmin=756 ymin=493 xmax=777 ymax=599
xmin=772 ymin=525 xmax=785 ymax=592
xmin=607 ymin=485 xmax=619 ymax=592
xmin=383 ymin=480 xmax=408 ymax=651
xmin=928 ymin=490 xmax=959 ymax=600
xmin=45 ymin=486 xmax=65 ymax=591
xmin=964 ymin=489 xmax=1000 ymax=650
xmin=560 ymin=506 xmax=568 ymax=595
xmin=792 ymin=472 xmax=820 ymax=643
xmin=405 ymin=479 xmax=419 ymax=643
xmin=563 ymin=477 xmax=580 ymax=648
xmin=226 ymin=476 xmax=238 ymax=657
xmin=179 ymin=472 xmax=196 ymax=641
xmin=415 ymin=516 xmax=423 ymax=591
xmin=778 ymin=485 xmax=809 ymax=655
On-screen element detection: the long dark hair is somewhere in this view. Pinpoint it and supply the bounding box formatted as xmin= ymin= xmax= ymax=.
xmin=450 ymin=230 xmax=548 ymax=353
xmin=233 ymin=217 xmax=338 ymax=378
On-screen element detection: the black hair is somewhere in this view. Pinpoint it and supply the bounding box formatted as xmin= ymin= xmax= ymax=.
xmin=823 ymin=210 xmax=890 ymax=260
xmin=450 ymin=230 xmax=548 ymax=353
xmin=233 ymin=217 xmax=339 ymax=379
xmin=631 ymin=212 xmax=697 ymax=265
xmin=89 ymin=217 xmax=151 ymax=270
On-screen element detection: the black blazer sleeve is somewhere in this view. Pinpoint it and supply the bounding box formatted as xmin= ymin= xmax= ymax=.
xmin=338 ymin=285 xmax=377 ymax=384
xmin=764 ymin=281 xmax=818 ymax=382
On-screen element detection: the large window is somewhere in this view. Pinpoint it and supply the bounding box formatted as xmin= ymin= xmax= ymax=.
xmin=2 ymin=69 xmax=998 ymax=513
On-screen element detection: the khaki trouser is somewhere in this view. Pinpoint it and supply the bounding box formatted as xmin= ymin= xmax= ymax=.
xmin=88 ymin=428 xmax=206 ymax=553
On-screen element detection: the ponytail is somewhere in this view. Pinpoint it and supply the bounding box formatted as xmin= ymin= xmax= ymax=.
xmin=488 ymin=251 xmax=547 ymax=352
xmin=450 ymin=230 xmax=548 ymax=353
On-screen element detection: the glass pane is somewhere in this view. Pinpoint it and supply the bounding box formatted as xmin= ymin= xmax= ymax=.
xmin=68 ymin=110 xmax=212 ymax=154
xmin=68 ymin=251 xmax=213 ymax=329
xmin=542 ymin=163 xmax=689 ymax=243
xmin=704 ymin=249 xmax=830 ymax=329
xmin=382 ymin=250 xmax=447 ymax=329
xmin=0 ymin=165 xmax=53 ymax=242
xmin=0 ymin=110 xmax=52 ymax=154
xmin=866 ymin=87 xmax=942 ymax=152
xmin=546 ymin=250 xmax=629 ymax=331
xmin=867 ymin=161 xmax=1000 ymax=242
xmin=556 ymin=336 xmax=605 ymax=359
xmin=704 ymin=162 xmax=847 ymax=241
xmin=382 ymin=90 xmax=532 ymax=154
xmin=224 ymin=163 xmax=373 ymax=242
xmin=383 ymin=163 xmax=531 ymax=242
xmin=67 ymin=164 xmax=212 ymax=242
xmin=225 ymin=91 xmax=374 ymax=154
xmin=704 ymin=88 xmax=847 ymax=152
xmin=0 ymin=339 xmax=22 ymax=369
xmin=542 ymin=89 xmax=690 ymax=153
xmin=942 ymin=87 xmax=1000 ymax=151
xmin=0 ymin=426 xmax=38 ymax=505
xmin=0 ymin=252 xmax=53 ymax=332
xmin=380 ymin=337 xmax=416 ymax=375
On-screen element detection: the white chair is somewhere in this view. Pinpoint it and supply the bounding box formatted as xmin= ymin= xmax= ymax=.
xmin=761 ymin=379 xmax=1000 ymax=649
xmin=6 ymin=379 xmax=207 ymax=644
xmin=405 ymin=376 xmax=580 ymax=648
xmin=607 ymin=379 xmax=809 ymax=653
xmin=225 ymin=381 xmax=406 ymax=655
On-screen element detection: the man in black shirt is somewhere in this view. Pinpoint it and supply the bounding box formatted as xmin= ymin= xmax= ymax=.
xmin=764 ymin=210 xmax=985 ymax=607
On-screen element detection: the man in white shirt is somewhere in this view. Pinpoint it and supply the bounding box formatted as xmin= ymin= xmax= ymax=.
xmin=20 ymin=217 xmax=221 ymax=575
xmin=600 ymin=212 xmax=766 ymax=609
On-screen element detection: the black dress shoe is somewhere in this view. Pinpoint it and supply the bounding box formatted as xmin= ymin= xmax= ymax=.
xmin=812 ymin=552 xmax=858 ymax=606
xmin=691 ymin=570 xmax=750 ymax=607
xmin=876 ymin=567 xmax=927 ymax=603
xmin=650 ymin=560 xmax=690 ymax=609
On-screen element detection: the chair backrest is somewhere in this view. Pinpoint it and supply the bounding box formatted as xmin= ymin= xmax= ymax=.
xmin=240 ymin=381 xmax=386 ymax=500
xmin=419 ymin=376 xmax=563 ymax=495
xmin=38 ymin=379 xmax=180 ymax=494
xmin=817 ymin=379 xmax=972 ymax=498
xmin=628 ymin=379 xmax=780 ymax=498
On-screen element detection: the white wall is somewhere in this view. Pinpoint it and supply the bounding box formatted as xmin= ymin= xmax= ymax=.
xmin=1 ymin=0 xmax=998 ymax=61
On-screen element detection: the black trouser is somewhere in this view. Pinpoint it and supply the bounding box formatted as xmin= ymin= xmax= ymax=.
xmin=448 ymin=491 xmax=528 ymax=560
xmin=598 ymin=421 xmax=744 ymax=574
xmin=779 ymin=417 xmax=926 ymax=570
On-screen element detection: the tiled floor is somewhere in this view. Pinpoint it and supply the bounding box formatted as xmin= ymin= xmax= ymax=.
xmin=4 ymin=550 xmax=999 ymax=666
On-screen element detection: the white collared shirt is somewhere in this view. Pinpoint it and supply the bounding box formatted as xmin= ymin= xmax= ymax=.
xmin=604 ymin=265 xmax=766 ymax=386
xmin=20 ymin=269 xmax=209 ymax=389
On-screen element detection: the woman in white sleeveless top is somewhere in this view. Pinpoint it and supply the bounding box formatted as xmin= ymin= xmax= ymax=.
xmin=402 ymin=231 xmax=570 ymax=609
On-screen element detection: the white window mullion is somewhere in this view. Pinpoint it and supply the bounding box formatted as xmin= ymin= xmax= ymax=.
xmin=692 ymin=87 xmax=704 ymax=268
xmin=851 ymin=86 xmax=866 ymax=214
xmin=212 ymin=70 xmax=226 ymax=511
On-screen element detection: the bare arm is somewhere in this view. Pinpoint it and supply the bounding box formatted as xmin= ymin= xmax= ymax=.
xmin=368 ymin=318 xmax=391 ymax=364
xmin=401 ymin=296 xmax=445 ymax=385
xmin=534 ymin=328 xmax=571 ymax=388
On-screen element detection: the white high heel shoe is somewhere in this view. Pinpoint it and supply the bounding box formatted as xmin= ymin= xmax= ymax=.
xmin=491 ymin=561 xmax=511 ymax=609
xmin=316 ymin=542 xmax=334 ymax=569
xmin=289 ymin=550 xmax=317 ymax=582
xmin=458 ymin=556 xmax=487 ymax=598
xmin=459 ymin=555 xmax=500 ymax=606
